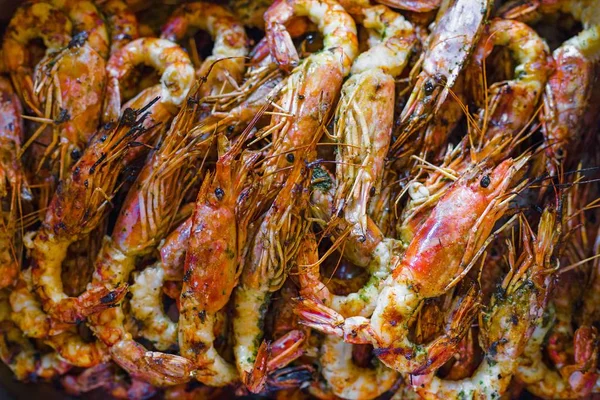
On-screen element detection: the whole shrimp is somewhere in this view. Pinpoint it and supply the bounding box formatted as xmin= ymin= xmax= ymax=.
xmin=13 ymin=2 xmax=109 ymax=177
xmin=409 ymin=210 xmax=555 ymax=399
xmin=233 ymin=157 xmax=311 ymax=393
xmin=297 ymin=232 xmax=399 ymax=400
xmin=161 ymin=2 xmax=249 ymax=99
xmin=394 ymin=0 xmax=492 ymax=152
xmin=30 ymin=36 xmax=107 ymax=178
xmin=498 ymin=0 xmax=600 ymax=176
xmin=29 ymin=92 xmax=173 ymax=324
xmin=178 ymin=129 xmax=259 ymax=387
xmin=333 ymin=4 xmax=416 ymax=241
xmin=2 ymin=2 xmax=72 ymax=109
xmin=0 ymin=77 xmax=30 ymax=289
xmin=537 ymin=26 xmax=600 ymax=176
xmin=297 ymin=156 xmax=530 ymax=376
xmin=516 ymin=185 xmax=600 ymax=398
xmin=102 ymin=37 xmax=195 ymax=122
xmin=306 ymin=176 xmax=401 ymax=318
xmin=88 ymin=89 xmax=208 ymax=387
xmin=466 ymin=18 xmax=551 ymax=148
xmin=259 ymin=0 xmax=358 ymax=194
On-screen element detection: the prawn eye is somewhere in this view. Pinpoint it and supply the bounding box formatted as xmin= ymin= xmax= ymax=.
xmin=424 ymin=80 xmax=435 ymax=95
xmin=286 ymin=153 xmax=295 ymax=163
xmin=215 ymin=187 xmax=224 ymax=200
xmin=480 ymin=175 xmax=491 ymax=188
xmin=70 ymin=148 xmax=82 ymax=161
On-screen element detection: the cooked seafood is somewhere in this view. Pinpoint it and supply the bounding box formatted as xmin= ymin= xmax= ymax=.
xmin=0 ymin=1 xmax=597 ymax=399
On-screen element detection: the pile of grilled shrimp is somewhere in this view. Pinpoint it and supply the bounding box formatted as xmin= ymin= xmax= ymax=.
xmin=0 ymin=0 xmax=598 ymax=398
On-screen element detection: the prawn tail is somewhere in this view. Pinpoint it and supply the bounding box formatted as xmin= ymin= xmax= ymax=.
xmin=294 ymin=297 xmax=345 ymax=338
xmin=267 ymin=330 xmax=306 ymax=372
xmin=110 ymin=340 xmax=193 ymax=387
xmin=243 ymin=340 xmax=270 ymax=393
xmin=49 ymin=284 xmax=128 ymax=323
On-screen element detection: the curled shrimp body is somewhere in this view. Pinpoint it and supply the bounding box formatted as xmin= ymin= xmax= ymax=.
xmin=265 ymin=0 xmax=357 ymax=74
xmin=396 ymin=0 xmax=491 ymax=148
xmin=229 ymin=0 xmax=273 ymax=29
xmin=412 ymin=211 xmax=555 ymax=399
xmin=89 ymin=95 xmax=208 ymax=387
xmin=234 ymin=159 xmax=310 ymax=393
xmin=0 ymin=291 xmax=70 ymax=381
xmin=14 ymin=2 xmax=107 ymax=177
xmin=321 ymin=336 xmax=398 ymax=400
xmin=44 ymin=0 xmax=110 ymax=59
xmin=539 ymin=25 xmax=600 ymax=176
xmin=179 ymin=135 xmax=258 ymax=387
xmin=260 ymin=0 xmax=357 ymax=192
xmin=9 ymin=270 xmax=109 ymax=367
xmin=103 ymin=38 xmax=195 ymax=122
xmin=298 ymin=157 xmax=530 ymax=376
xmin=468 ymin=19 xmax=551 ymax=145
xmin=129 ymin=263 xmax=177 ymax=351
xmin=96 ymin=0 xmax=140 ymax=55
xmin=161 ymin=2 xmax=249 ymax=99
xmin=333 ymin=5 xmax=415 ymax=240
xmin=2 ymin=2 xmax=72 ymax=109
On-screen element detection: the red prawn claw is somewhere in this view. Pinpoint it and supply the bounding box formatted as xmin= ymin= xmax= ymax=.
xmin=50 ymin=284 xmax=128 ymax=323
